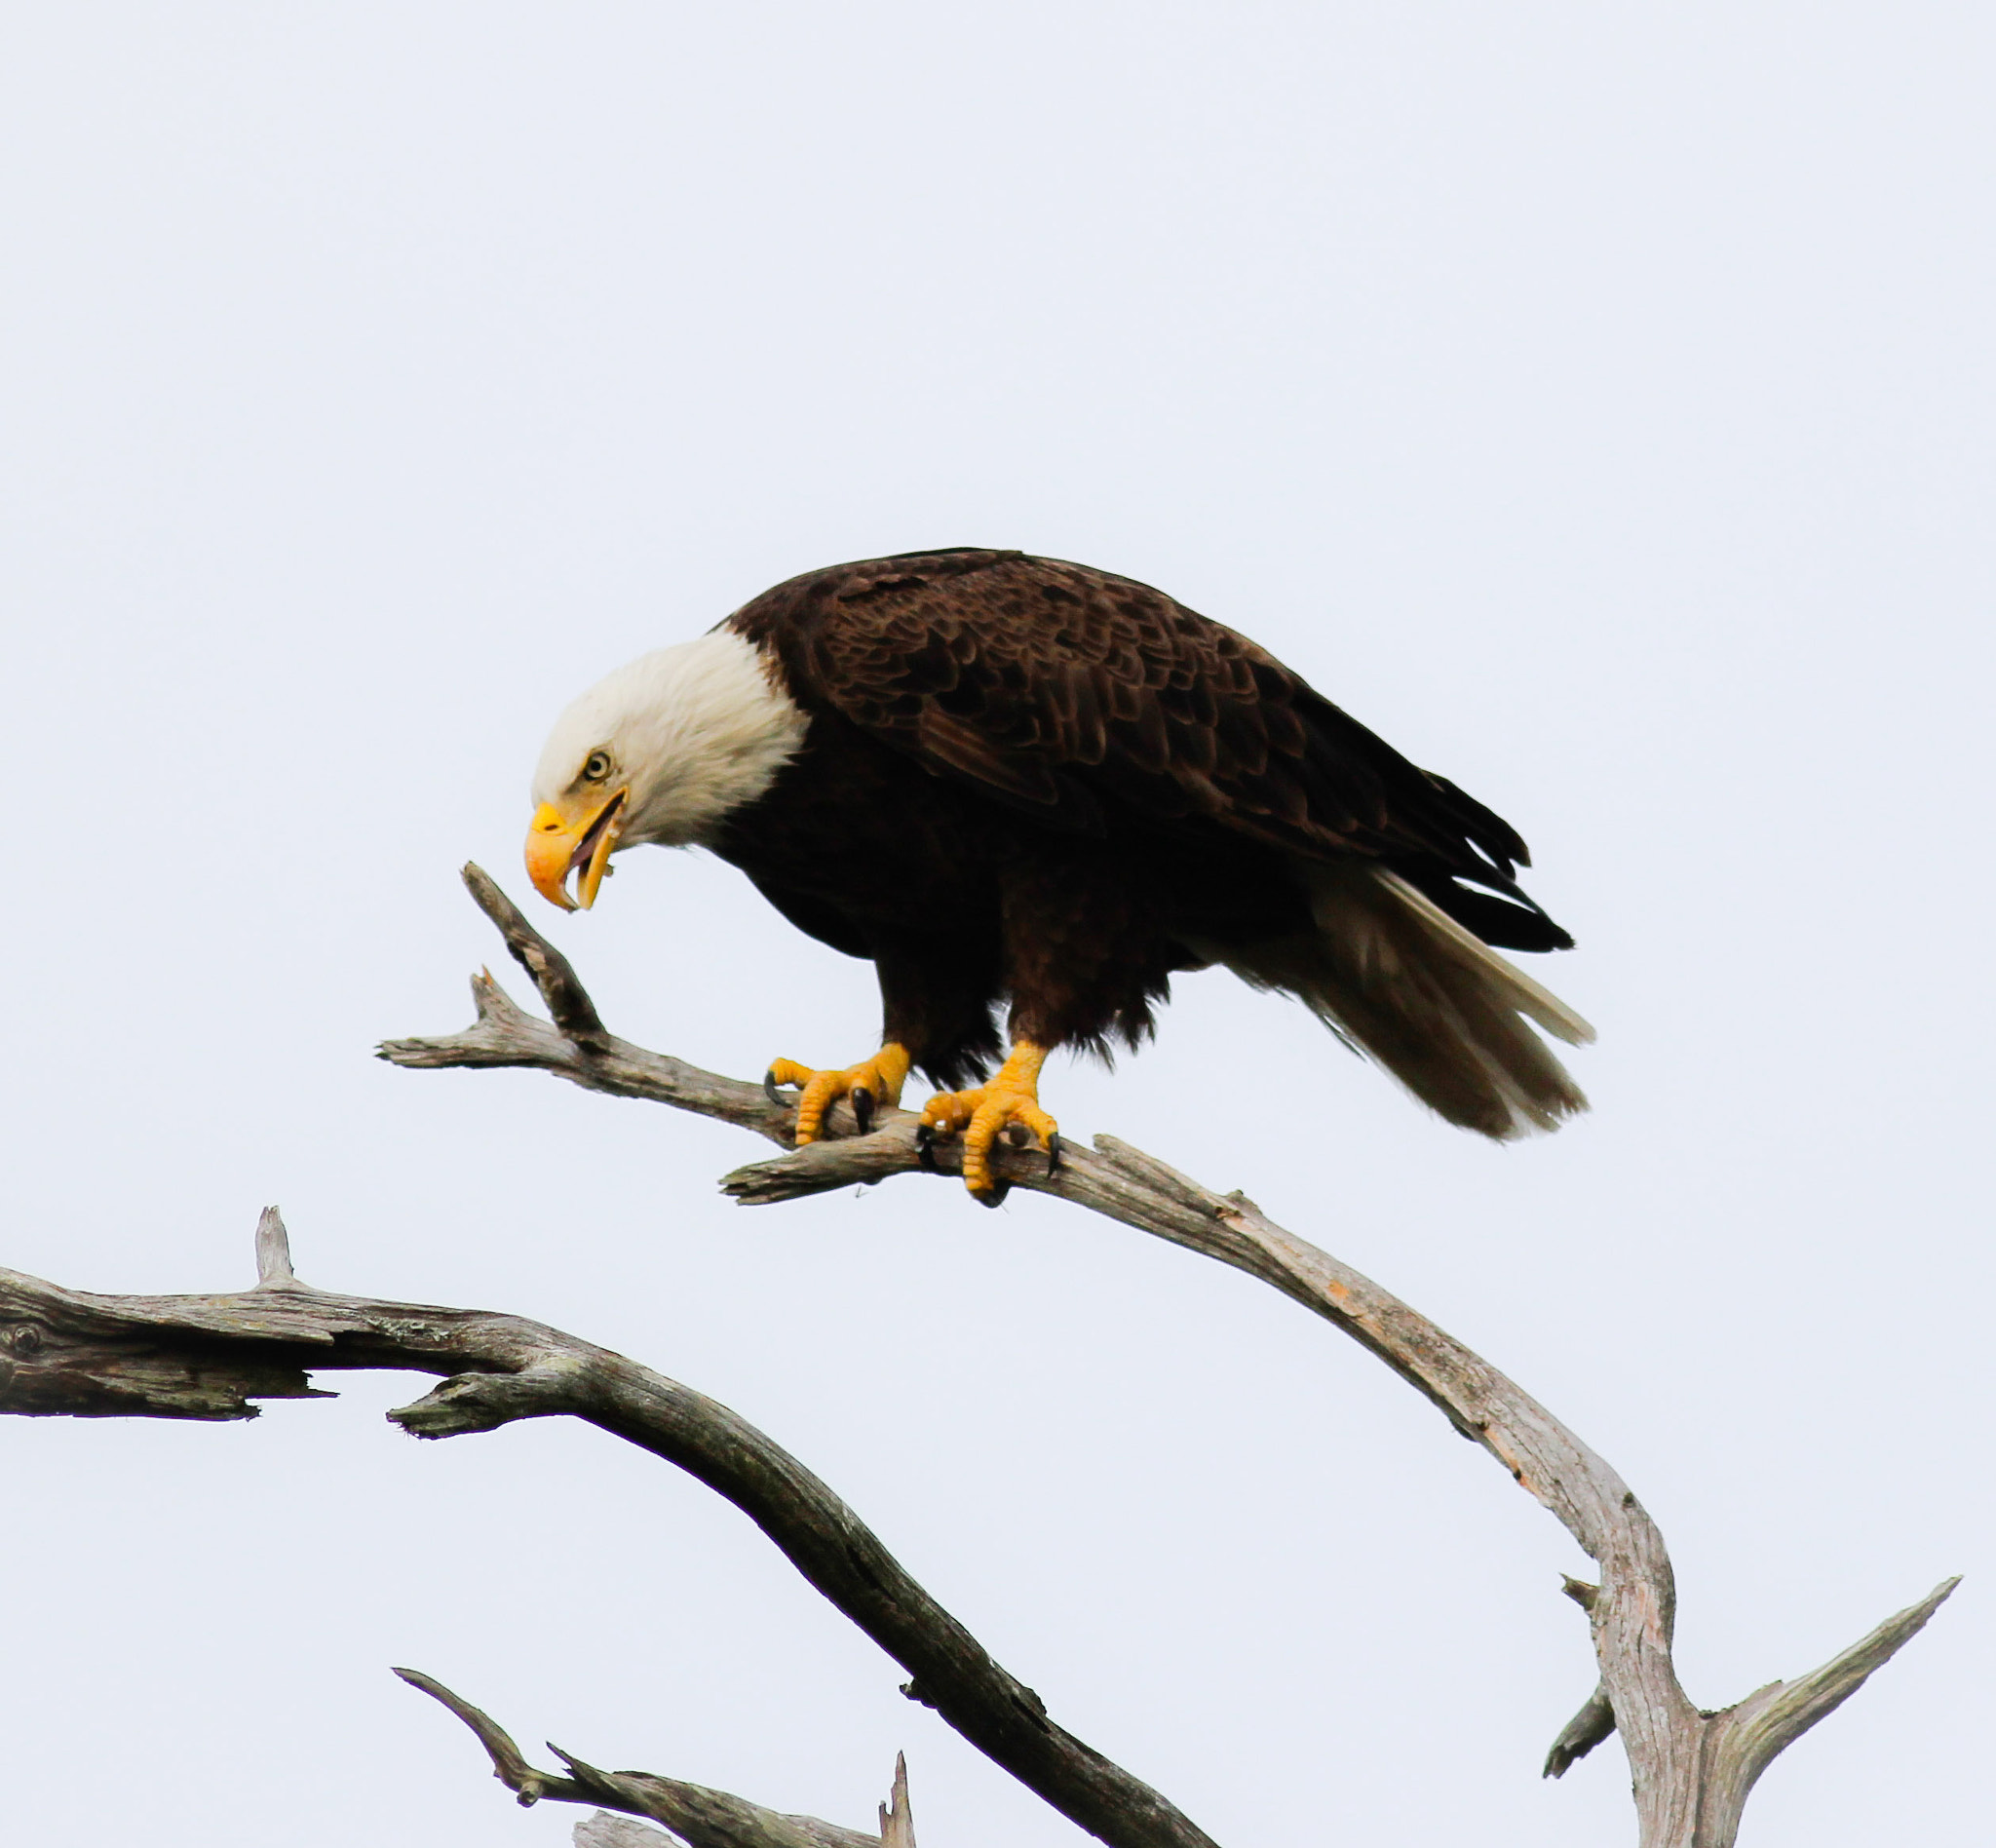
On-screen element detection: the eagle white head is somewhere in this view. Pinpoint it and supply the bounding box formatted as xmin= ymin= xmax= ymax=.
xmin=524 ymin=628 xmax=808 ymax=910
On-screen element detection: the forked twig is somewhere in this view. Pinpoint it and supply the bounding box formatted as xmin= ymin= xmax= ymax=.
xmin=396 ymin=1667 xmax=889 ymax=1848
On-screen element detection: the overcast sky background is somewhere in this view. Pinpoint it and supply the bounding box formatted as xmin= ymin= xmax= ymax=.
xmin=2 ymin=6 xmax=1989 ymax=1845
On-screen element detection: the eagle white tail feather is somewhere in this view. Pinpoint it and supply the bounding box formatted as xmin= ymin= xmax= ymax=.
xmin=1209 ymin=864 xmax=1593 ymax=1140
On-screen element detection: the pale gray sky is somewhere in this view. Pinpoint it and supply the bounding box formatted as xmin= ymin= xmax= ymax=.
xmin=2 ymin=6 xmax=1988 ymax=1844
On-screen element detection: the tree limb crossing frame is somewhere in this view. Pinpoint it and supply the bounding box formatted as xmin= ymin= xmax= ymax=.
xmin=1 ymin=863 xmax=1957 ymax=1847
xmin=0 ymin=1212 xmax=1206 ymax=1848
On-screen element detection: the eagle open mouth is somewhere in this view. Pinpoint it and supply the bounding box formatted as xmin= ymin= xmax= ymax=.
xmin=564 ymin=787 xmax=629 ymax=909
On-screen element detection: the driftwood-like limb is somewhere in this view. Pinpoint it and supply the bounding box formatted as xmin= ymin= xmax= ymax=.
xmin=0 ymin=1220 xmax=1212 ymax=1848
xmin=377 ymin=867 xmax=1962 ymax=1848
xmin=396 ymin=1668 xmax=887 ymax=1848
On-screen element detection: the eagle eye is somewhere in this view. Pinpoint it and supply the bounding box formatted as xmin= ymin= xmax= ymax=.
xmin=583 ymin=751 xmax=613 ymax=782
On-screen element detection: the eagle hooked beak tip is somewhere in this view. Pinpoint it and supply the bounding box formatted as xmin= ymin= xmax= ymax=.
xmin=524 ymin=789 xmax=629 ymax=912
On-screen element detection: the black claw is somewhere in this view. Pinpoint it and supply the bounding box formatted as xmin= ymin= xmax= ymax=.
xmin=1046 ymin=1132 xmax=1063 ymax=1176
xmin=762 ymin=1070 xmax=786 ymax=1107
xmin=851 ymin=1086 xmax=874 ymax=1136
xmin=977 ymin=1179 xmax=1010 ymax=1209
xmin=914 ymin=1122 xmax=940 ymax=1173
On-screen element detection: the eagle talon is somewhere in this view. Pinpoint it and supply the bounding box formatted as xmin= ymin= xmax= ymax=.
xmin=762 ymin=1069 xmax=790 ymax=1107
xmin=1046 ymin=1132 xmax=1063 ymax=1176
xmin=917 ymin=1040 xmax=1056 ymax=1200
xmin=913 ymin=1123 xmax=939 ymax=1172
xmin=764 ymin=1045 xmax=911 ymax=1147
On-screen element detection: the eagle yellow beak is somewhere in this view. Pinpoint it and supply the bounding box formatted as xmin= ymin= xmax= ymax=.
xmin=524 ymin=788 xmax=629 ymax=912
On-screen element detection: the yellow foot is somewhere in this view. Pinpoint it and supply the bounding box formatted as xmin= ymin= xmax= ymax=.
xmin=764 ymin=1043 xmax=911 ymax=1145
xmin=917 ymin=1040 xmax=1061 ymax=1204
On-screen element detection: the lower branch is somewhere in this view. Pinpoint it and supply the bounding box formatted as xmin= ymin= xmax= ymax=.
xmin=397 ymin=1667 xmax=888 ymax=1848
xmin=0 ymin=1213 xmax=1214 ymax=1848
xmin=373 ymin=865 xmax=1962 ymax=1848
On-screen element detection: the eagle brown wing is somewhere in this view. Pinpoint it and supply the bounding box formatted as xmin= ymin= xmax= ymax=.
xmin=728 ymin=548 xmax=1567 ymax=947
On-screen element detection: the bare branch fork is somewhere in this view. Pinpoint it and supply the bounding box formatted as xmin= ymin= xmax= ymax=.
xmin=0 ymin=1210 xmax=1209 ymax=1848
xmin=372 ymin=863 xmax=1958 ymax=1848
xmin=395 ymin=1666 xmax=911 ymax=1848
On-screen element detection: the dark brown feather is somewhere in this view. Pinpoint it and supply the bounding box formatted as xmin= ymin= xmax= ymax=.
xmin=728 ymin=548 xmax=1564 ymax=938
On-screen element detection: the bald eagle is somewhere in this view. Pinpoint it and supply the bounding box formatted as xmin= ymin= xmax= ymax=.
xmin=525 ymin=549 xmax=1591 ymax=1197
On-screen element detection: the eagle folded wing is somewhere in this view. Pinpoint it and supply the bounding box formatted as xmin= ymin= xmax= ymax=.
xmin=736 ymin=549 xmax=1538 ymax=904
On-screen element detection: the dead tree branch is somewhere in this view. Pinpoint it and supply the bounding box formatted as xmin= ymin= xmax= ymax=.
xmin=0 ymin=1212 xmax=1214 ymax=1848
xmin=396 ymin=1666 xmax=892 ymax=1848
xmin=373 ymin=864 xmax=1962 ymax=1848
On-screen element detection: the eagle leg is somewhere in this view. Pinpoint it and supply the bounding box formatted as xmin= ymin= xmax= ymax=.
xmin=918 ymin=1040 xmax=1058 ymax=1201
xmin=766 ymin=1043 xmax=912 ymax=1146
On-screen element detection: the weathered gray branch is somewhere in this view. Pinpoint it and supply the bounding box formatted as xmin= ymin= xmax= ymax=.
xmin=572 ymin=1792 xmax=914 ymax=1848
xmin=0 ymin=1213 xmax=1213 ymax=1848
xmin=373 ymin=864 xmax=1962 ymax=1848
xmin=397 ymin=1666 xmax=893 ymax=1848
xmin=578 ymin=1820 xmax=682 ymax=1848
xmin=1689 ymin=1575 xmax=1960 ymax=1839
xmin=577 ymin=1819 xmax=678 ymax=1848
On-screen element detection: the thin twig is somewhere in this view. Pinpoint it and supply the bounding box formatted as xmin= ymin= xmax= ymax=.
xmin=396 ymin=1667 xmax=882 ymax=1848
xmin=373 ymin=867 xmax=1963 ymax=1848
